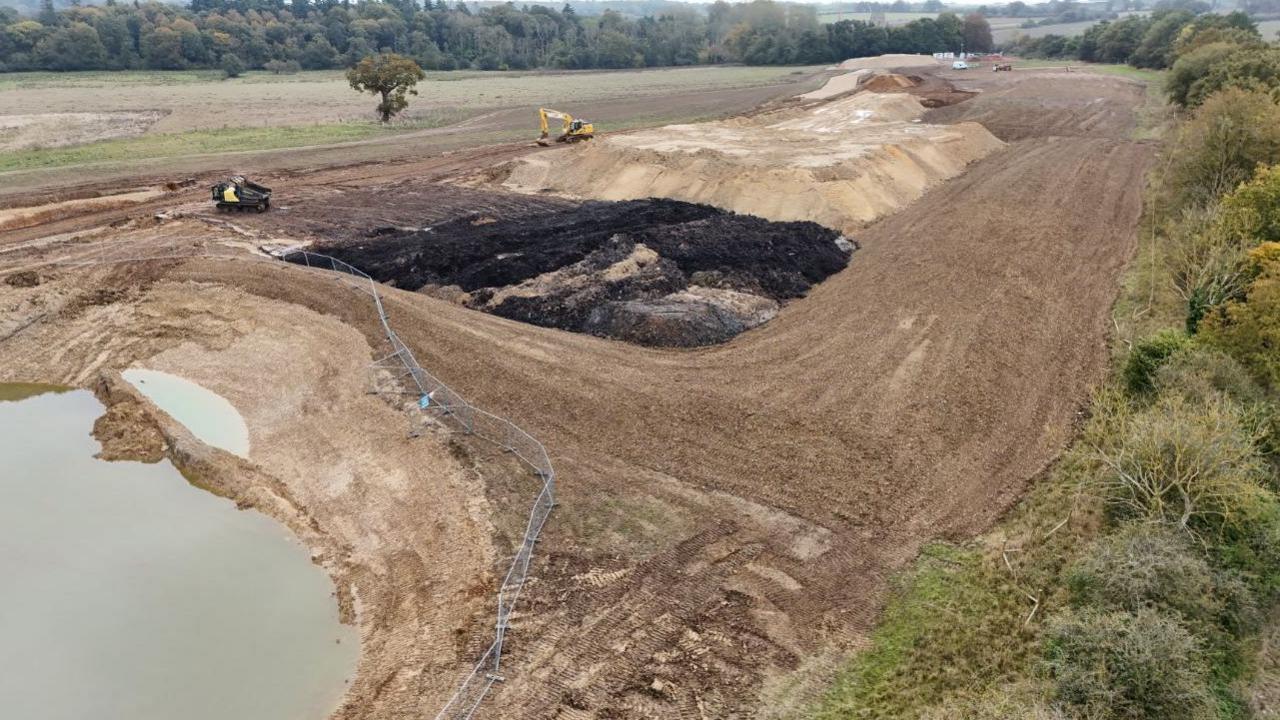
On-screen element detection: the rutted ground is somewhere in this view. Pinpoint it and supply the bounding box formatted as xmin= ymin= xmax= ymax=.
xmin=0 ymin=68 xmax=1151 ymax=718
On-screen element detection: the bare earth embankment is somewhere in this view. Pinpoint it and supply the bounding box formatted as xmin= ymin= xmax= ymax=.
xmin=501 ymin=90 xmax=1003 ymax=234
xmin=0 ymin=68 xmax=1152 ymax=718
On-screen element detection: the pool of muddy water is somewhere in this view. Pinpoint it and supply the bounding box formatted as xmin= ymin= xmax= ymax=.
xmin=123 ymin=368 xmax=250 ymax=457
xmin=0 ymin=385 xmax=357 ymax=720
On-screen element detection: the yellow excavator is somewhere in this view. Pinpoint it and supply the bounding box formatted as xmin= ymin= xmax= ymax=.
xmin=536 ymin=107 xmax=594 ymax=146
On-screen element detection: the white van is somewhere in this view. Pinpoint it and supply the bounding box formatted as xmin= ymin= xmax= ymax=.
xmin=951 ymin=60 xmax=969 ymax=70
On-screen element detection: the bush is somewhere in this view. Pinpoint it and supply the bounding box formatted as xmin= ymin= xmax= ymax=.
xmin=1166 ymin=42 xmax=1247 ymax=108
xmin=1123 ymin=329 xmax=1190 ymax=394
xmin=1093 ymin=394 xmax=1268 ymax=535
xmin=264 ymin=59 xmax=301 ymax=74
xmin=1155 ymin=346 xmax=1279 ymax=460
xmin=1160 ymin=205 xmax=1248 ymax=333
xmin=1163 ymin=88 xmax=1280 ymax=211
xmin=1202 ymin=243 xmax=1280 ymax=390
xmin=1068 ymin=524 xmax=1219 ymax=621
xmin=1215 ymin=164 xmax=1280 ymax=247
xmin=1186 ymin=45 xmax=1280 ymax=109
xmin=220 ymin=52 xmax=245 ymax=79
xmin=1176 ymin=167 xmax=1280 ymax=331
xmin=1044 ymin=607 xmax=1215 ymax=720
xmin=1154 ymin=343 xmax=1263 ymax=405
xmin=1210 ymin=492 xmax=1280 ymax=602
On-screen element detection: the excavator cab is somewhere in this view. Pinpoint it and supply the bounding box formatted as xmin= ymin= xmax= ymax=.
xmin=536 ymin=108 xmax=594 ymax=146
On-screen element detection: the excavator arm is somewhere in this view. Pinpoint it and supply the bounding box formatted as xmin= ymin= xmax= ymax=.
xmin=537 ymin=108 xmax=572 ymax=145
xmin=536 ymin=107 xmax=595 ymax=146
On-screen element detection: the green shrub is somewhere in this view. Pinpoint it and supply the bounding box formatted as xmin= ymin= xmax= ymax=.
xmin=1164 ymin=88 xmax=1280 ymax=211
xmin=1123 ymin=330 xmax=1191 ymax=394
xmin=1177 ymin=167 xmax=1280 ymax=332
xmin=1161 ymin=207 xmax=1254 ymax=333
xmin=220 ymin=53 xmax=244 ymax=79
xmin=1202 ymin=243 xmax=1280 ymax=390
xmin=1044 ymin=607 xmax=1216 ymax=720
xmin=1066 ymin=522 xmax=1261 ymax=684
xmin=1216 ymin=164 xmax=1280 ymax=246
xmin=1068 ymin=524 xmax=1219 ymax=622
xmin=1186 ymin=45 xmax=1280 ymax=109
xmin=1093 ymin=394 xmax=1268 ymax=535
xmin=1167 ymin=41 xmax=1247 ymax=107
xmin=1155 ymin=346 xmax=1279 ymax=461
xmin=264 ymin=59 xmax=301 ymax=74
xmin=1210 ymin=488 xmax=1280 ymax=602
xmin=1155 ymin=346 xmax=1265 ymax=407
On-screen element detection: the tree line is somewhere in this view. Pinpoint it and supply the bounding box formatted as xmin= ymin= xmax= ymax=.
xmin=1007 ymin=7 xmax=1280 ymax=108
xmin=0 ymin=0 xmax=993 ymax=73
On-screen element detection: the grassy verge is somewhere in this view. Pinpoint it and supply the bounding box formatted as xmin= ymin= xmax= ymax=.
xmin=815 ymin=543 xmax=1041 ymax=719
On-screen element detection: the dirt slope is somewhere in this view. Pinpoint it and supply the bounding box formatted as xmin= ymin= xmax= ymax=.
xmin=501 ymin=91 xmax=1004 ymax=234
xmin=0 ymin=70 xmax=1151 ymax=718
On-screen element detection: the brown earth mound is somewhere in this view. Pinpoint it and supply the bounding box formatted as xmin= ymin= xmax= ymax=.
xmin=861 ymin=73 xmax=917 ymax=92
xmin=500 ymin=92 xmax=1004 ymax=234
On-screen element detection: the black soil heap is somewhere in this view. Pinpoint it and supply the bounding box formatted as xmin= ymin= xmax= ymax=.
xmin=298 ymin=199 xmax=853 ymax=346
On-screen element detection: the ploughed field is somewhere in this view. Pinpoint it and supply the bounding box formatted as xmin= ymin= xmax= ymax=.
xmin=297 ymin=199 xmax=852 ymax=347
xmin=0 ymin=66 xmax=1153 ymax=719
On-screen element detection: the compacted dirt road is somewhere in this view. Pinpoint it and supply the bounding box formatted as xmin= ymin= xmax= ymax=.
xmin=0 ymin=69 xmax=1152 ymax=718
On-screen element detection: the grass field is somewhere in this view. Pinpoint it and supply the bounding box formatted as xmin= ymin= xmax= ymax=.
xmin=992 ymin=19 xmax=1101 ymax=44
xmin=0 ymin=65 xmax=819 ymax=133
xmin=0 ymin=65 xmax=819 ymax=173
xmin=0 ymin=119 xmax=456 ymax=174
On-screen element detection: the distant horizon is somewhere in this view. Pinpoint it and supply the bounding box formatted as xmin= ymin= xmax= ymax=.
xmin=521 ymin=0 xmax=1068 ymax=5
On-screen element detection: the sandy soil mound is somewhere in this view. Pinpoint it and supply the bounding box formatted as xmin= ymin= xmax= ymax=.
xmin=862 ymin=72 xmax=918 ymax=92
xmin=797 ymin=70 xmax=870 ymax=100
xmin=300 ymin=199 xmax=852 ymax=347
xmin=501 ymin=91 xmax=1004 ymax=233
xmin=839 ymin=53 xmax=941 ymax=70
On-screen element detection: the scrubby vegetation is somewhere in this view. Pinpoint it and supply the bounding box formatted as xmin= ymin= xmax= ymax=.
xmin=1009 ymin=8 xmax=1280 ymax=110
xmin=815 ymin=48 xmax=1280 ymax=720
